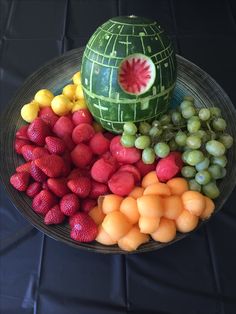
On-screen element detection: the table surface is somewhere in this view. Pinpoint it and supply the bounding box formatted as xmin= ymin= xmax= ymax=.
xmin=1 ymin=1 xmax=236 ymax=313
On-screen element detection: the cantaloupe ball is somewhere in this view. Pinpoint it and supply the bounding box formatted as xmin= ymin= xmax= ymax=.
xmin=51 ymin=95 xmax=73 ymax=116
xmin=21 ymin=101 xmax=39 ymax=122
xmin=72 ymin=71 xmax=81 ymax=85
xmin=182 ymin=190 xmax=206 ymax=216
xmin=163 ymin=195 xmax=184 ymax=220
xmin=89 ymin=206 xmax=105 ymax=225
xmin=102 ymin=211 xmax=132 ymax=241
xmin=166 ymin=177 xmax=189 ymax=196
xmin=75 ymin=84 xmax=84 ymax=99
xmin=92 ymin=121 xmax=104 ymax=133
xmin=96 ymin=225 xmax=117 ymax=245
xmin=200 ymin=197 xmax=215 ymax=220
xmin=62 ymin=84 xmax=77 ymax=101
xmin=151 ymin=217 xmax=176 ymax=243
xmin=120 ymin=196 xmax=140 ymax=224
xmin=144 ymin=182 xmax=171 ymax=197
xmin=71 ymin=99 xmax=87 ymax=112
xmin=102 ymin=194 xmax=123 ymax=214
xmin=142 ymin=171 xmax=159 ymax=188
xmin=34 ymin=89 xmax=54 ymax=107
xmin=175 ymin=209 xmax=199 ymax=233
xmin=118 ymin=226 xmax=150 ymax=251
xmin=139 ymin=216 xmax=160 ymax=234
xmin=129 ymin=186 xmax=144 ymax=199
xmin=137 ymin=195 xmax=164 ymax=218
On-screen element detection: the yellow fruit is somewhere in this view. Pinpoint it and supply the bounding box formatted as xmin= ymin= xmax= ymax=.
xmin=137 ymin=195 xmax=164 ymax=218
xmin=120 ymin=196 xmax=140 ymax=224
xmin=144 ymin=182 xmax=171 ymax=197
xmin=139 ymin=216 xmax=160 ymax=234
xmin=129 ymin=186 xmax=144 ymax=199
xmin=102 ymin=211 xmax=132 ymax=241
xmin=51 ymin=95 xmax=72 ymax=116
xmin=102 ymin=194 xmax=123 ymax=214
xmin=141 ymin=171 xmax=159 ymax=188
xmin=89 ymin=206 xmax=105 ymax=225
xmin=75 ymin=84 xmax=84 ymax=99
xmin=71 ymin=99 xmax=87 ymax=112
xmin=72 ymin=71 xmax=81 ymax=85
xmin=200 ymin=197 xmax=215 ymax=220
xmin=151 ymin=218 xmax=176 ymax=243
xmin=182 ymin=190 xmax=206 ymax=216
xmin=175 ymin=209 xmax=199 ymax=233
xmin=21 ymin=101 xmax=39 ymax=122
xmin=118 ymin=226 xmax=149 ymax=251
xmin=96 ymin=225 xmax=117 ymax=245
xmin=163 ymin=195 xmax=184 ymax=220
xmin=34 ymin=89 xmax=54 ymax=107
xmin=62 ymin=84 xmax=77 ymax=101
xmin=92 ymin=122 xmax=104 ymax=133
xmin=166 ymin=177 xmax=189 ymax=196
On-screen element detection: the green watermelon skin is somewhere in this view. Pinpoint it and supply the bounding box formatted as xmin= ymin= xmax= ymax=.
xmin=81 ymin=16 xmax=177 ymax=133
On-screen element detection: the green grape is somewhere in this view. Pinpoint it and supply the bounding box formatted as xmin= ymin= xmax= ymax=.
xmin=212 ymin=117 xmax=226 ymax=131
xmin=188 ymin=179 xmax=201 ymax=192
xmin=135 ymin=135 xmax=151 ymax=149
xmin=154 ymin=142 xmax=170 ymax=158
xmin=186 ymin=135 xmax=201 ymax=149
xmin=195 ymin=170 xmax=211 ymax=185
xmin=196 ymin=157 xmax=210 ymax=171
xmin=181 ymin=106 xmax=196 ymax=119
xmin=208 ymin=164 xmax=224 ymax=179
xmin=218 ymin=167 xmax=226 ymax=179
xmin=206 ymin=130 xmax=217 ymax=140
xmin=218 ymin=133 xmax=233 ymax=149
xmin=162 ymin=129 xmax=175 ymax=142
xmin=123 ymin=122 xmax=137 ymax=135
xmin=139 ymin=122 xmax=151 ymax=135
xmin=206 ymin=140 xmax=226 ymax=157
xmin=187 ymin=118 xmax=201 ymax=133
xmin=210 ymin=107 xmax=221 ymax=117
xmin=171 ymin=111 xmax=182 ymax=125
xmin=175 ymin=131 xmax=187 ymax=146
xmin=182 ymin=150 xmax=191 ymax=163
xmin=193 ymin=130 xmax=207 ymax=139
xmin=149 ymin=126 xmax=162 ymax=138
xmin=198 ymin=108 xmax=211 ymax=121
xmin=152 ymin=120 xmax=161 ymax=128
xmin=211 ymin=155 xmax=227 ymax=168
xmin=180 ymin=100 xmax=193 ymax=110
xmin=142 ymin=147 xmax=156 ymax=164
xmin=159 ymin=114 xmax=171 ymax=125
xmin=181 ymin=166 xmax=196 ymax=178
xmin=183 ymin=96 xmax=194 ymax=103
xmin=169 ymin=139 xmax=178 ymax=151
xmin=186 ymin=150 xmax=204 ymax=166
xmin=121 ymin=134 xmax=136 ymax=147
xmin=202 ymin=181 xmax=220 ymax=199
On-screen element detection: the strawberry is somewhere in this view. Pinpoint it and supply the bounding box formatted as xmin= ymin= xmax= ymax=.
xmin=44 ymin=205 xmax=65 ymax=225
xmin=61 ymin=135 xmax=75 ymax=152
xmin=104 ymin=132 xmax=115 ymax=141
xmin=45 ymin=136 xmax=66 ymax=155
xmin=110 ymin=135 xmax=141 ymax=164
xmin=27 ymin=117 xmax=51 ymax=146
xmin=32 ymin=147 xmax=49 ymax=160
xmin=10 ymin=172 xmax=30 ymax=191
xmin=14 ymin=138 xmax=31 ymax=154
xmin=71 ymin=143 xmax=93 ymax=168
xmin=21 ymin=144 xmax=37 ymax=161
xmin=72 ymin=123 xmax=95 ymax=144
xmin=118 ymin=164 xmax=141 ymax=183
xmin=108 ymin=171 xmax=135 ymax=196
xmin=47 ymin=178 xmax=70 ymax=197
xmin=89 ymin=132 xmax=110 ymax=155
xmin=42 ymin=181 xmax=49 ymax=190
xmin=53 ymin=116 xmax=74 ymax=138
xmin=72 ymin=109 xmax=93 ymax=125
xmin=16 ymin=125 xmax=29 ymax=140
xmin=91 ymin=154 xmax=117 ymax=183
xmin=16 ymin=161 xmax=31 ymax=173
xmin=32 ymin=190 xmax=57 ymax=215
xmin=67 ymin=177 xmax=91 ymax=198
xmin=135 ymin=159 xmax=157 ymax=177
xmin=80 ymin=198 xmax=97 ymax=213
xmin=89 ymin=180 xmax=109 ymax=199
xmin=35 ymin=154 xmax=65 ymax=178
xmin=156 ymin=151 xmax=183 ymax=182
xmin=30 ymin=161 xmax=47 ymax=182
xmin=26 ymin=182 xmax=42 ymax=198
xmin=39 ymin=107 xmax=59 ymax=127
xmin=60 ymin=193 xmax=80 ymax=216
xmin=70 ymin=212 xmax=98 ymax=242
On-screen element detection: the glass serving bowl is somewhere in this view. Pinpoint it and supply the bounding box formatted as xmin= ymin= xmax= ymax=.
xmin=1 ymin=47 xmax=236 ymax=254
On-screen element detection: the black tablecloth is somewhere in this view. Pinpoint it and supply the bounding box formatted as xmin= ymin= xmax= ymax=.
xmin=1 ymin=1 xmax=236 ymax=313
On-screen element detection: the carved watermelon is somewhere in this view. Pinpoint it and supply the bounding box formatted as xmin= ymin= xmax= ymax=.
xmin=81 ymin=15 xmax=177 ymax=133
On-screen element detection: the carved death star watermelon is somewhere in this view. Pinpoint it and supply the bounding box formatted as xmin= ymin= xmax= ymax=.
xmin=81 ymin=15 xmax=177 ymax=133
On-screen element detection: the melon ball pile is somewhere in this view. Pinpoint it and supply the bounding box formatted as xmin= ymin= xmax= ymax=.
xmin=9 ymin=69 xmax=232 ymax=252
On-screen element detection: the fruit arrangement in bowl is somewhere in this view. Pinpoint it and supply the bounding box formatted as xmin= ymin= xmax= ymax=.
xmin=1 ymin=16 xmax=236 ymax=253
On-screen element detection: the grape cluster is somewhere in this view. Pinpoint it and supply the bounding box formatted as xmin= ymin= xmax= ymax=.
xmin=121 ymin=96 xmax=233 ymax=199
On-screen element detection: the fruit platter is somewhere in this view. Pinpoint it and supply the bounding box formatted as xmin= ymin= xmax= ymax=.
xmin=1 ymin=16 xmax=236 ymax=253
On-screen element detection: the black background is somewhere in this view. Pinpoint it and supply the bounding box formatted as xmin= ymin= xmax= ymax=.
xmin=1 ymin=1 xmax=236 ymax=313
